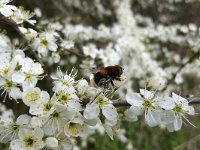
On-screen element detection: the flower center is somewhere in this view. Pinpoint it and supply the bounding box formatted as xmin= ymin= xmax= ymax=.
xmin=62 ymin=80 xmax=70 ymax=86
xmin=44 ymin=102 xmax=53 ymax=111
xmin=96 ymin=96 xmax=109 ymax=108
xmin=52 ymin=111 xmax=59 ymax=118
xmin=4 ymin=80 xmax=14 ymax=89
xmin=24 ymin=137 xmax=35 ymax=147
xmin=41 ymin=39 xmax=48 ymax=46
xmin=56 ymin=92 xmax=70 ymax=104
xmin=25 ymin=73 xmax=32 ymax=79
xmin=173 ymin=103 xmax=184 ymax=113
xmin=0 ymin=67 xmax=10 ymax=76
xmin=66 ymin=123 xmax=79 ymax=137
xmin=143 ymin=98 xmax=154 ymax=109
xmin=24 ymin=91 xmax=41 ymax=102
xmin=11 ymin=123 xmax=19 ymax=131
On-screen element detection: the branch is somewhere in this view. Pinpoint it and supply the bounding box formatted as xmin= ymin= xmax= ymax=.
xmin=51 ymin=0 xmax=69 ymax=16
xmin=0 ymin=17 xmax=45 ymax=67
xmin=188 ymin=98 xmax=200 ymax=104
xmin=81 ymin=98 xmax=200 ymax=107
xmin=161 ymin=51 xmax=200 ymax=92
xmin=61 ymin=48 xmax=90 ymax=59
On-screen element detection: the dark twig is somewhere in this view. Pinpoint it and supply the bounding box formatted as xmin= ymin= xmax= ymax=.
xmin=188 ymin=98 xmax=200 ymax=105
xmin=161 ymin=51 xmax=200 ymax=92
xmin=81 ymin=98 xmax=200 ymax=107
xmin=0 ymin=17 xmax=45 ymax=67
xmin=64 ymin=48 xmax=89 ymax=58
xmin=51 ymin=0 xmax=69 ymax=16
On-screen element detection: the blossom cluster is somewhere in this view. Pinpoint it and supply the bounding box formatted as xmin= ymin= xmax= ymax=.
xmin=126 ymin=89 xmax=195 ymax=132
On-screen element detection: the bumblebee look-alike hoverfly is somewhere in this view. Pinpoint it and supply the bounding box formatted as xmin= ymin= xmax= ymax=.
xmin=91 ymin=65 xmax=124 ymax=88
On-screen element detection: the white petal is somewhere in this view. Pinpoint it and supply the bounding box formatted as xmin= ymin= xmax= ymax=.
xmin=129 ymin=105 xmax=144 ymax=116
xmin=103 ymin=125 xmax=113 ymax=140
xmin=0 ymin=78 xmax=6 ymax=86
xmin=145 ymin=110 xmax=160 ymax=127
xmin=159 ymin=110 xmax=174 ymax=124
xmin=156 ymin=96 xmax=175 ymax=110
xmin=126 ymin=91 xmax=143 ymax=106
xmin=85 ymin=118 xmax=99 ymax=126
xmin=22 ymin=78 xmax=37 ymax=91
xmin=49 ymin=43 xmax=57 ymax=51
xmin=102 ymin=104 xmax=118 ymax=121
xmin=33 ymin=141 xmax=45 ymax=150
xmin=10 ymin=139 xmax=26 ymax=150
xmin=140 ymin=89 xmax=154 ymax=99
xmin=18 ymin=128 xmax=32 ymax=139
xmin=67 ymin=100 xmax=81 ymax=112
xmin=174 ymin=116 xmax=182 ymax=131
xmin=104 ymin=118 xmax=117 ymax=126
xmin=172 ymin=92 xmax=187 ymax=103
xmin=16 ymin=114 xmax=31 ymax=126
xmin=84 ymin=103 xmax=100 ymax=120
xmin=40 ymin=91 xmax=50 ymax=104
xmin=33 ymin=127 xmax=44 ymax=139
xmin=124 ymin=108 xmax=138 ymax=122
xmin=45 ymin=137 xmax=58 ymax=149
xmin=0 ymin=6 xmax=13 ymax=17
xmin=12 ymin=72 xmax=25 ymax=83
xmin=10 ymin=87 xmax=22 ymax=99
xmin=27 ymin=20 xmax=36 ymax=25
xmin=43 ymin=121 xmax=57 ymax=136
xmin=30 ymin=117 xmax=43 ymax=128
xmin=166 ymin=123 xmax=175 ymax=132
xmin=185 ymin=106 xmax=195 ymax=115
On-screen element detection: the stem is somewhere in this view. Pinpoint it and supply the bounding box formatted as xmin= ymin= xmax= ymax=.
xmin=161 ymin=51 xmax=200 ymax=92
xmin=81 ymin=98 xmax=200 ymax=107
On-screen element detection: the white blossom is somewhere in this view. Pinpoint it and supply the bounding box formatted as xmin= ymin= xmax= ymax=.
xmin=10 ymin=127 xmax=45 ymax=150
xmin=33 ymin=31 xmax=58 ymax=57
xmin=0 ymin=0 xmax=16 ymax=17
xmin=126 ymin=89 xmax=161 ymax=127
xmin=12 ymin=6 xmax=36 ymax=25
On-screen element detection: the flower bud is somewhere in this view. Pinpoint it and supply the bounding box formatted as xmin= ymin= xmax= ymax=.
xmin=45 ymin=137 xmax=58 ymax=149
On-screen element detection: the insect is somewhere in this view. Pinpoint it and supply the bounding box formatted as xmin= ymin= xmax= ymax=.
xmin=92 ymin=65 xmax=124 ymax=88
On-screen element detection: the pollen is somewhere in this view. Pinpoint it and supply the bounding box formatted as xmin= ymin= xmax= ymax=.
xmin=24 ymin=137 xmax=35 ymax=147
xmin=0 ymin=67 xmax=10 ymax=76
xmin=24 ymin=91 xmax=41 ymax=102
xmin=41 ymin=39 xmax=49 ymax=46
xmin=25 ymin=73 xmax=33 ymax=79
xmin=143 ymin=98 xmax=153 ymax=108
xmin=4 ymin=80 xmax=14 ymax=89
xmin=44 ymin=102 xmax=53 ymax=111
xmin=96 ymin=96 xmax=109 ymax=108
xmin=173 ymin=103 xmax=184 ymax=113
xmin=56 ymin=92 xmax=70 ymax=104
xmin=11 ymin=123 xmax=20 ymax=131
xmin=52 ymin=111 xmax=59 ymax=118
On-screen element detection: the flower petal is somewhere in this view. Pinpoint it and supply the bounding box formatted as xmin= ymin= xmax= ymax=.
xmin=102 ymin=104 xmax=118 ymax=121
xmin=126 ymin=91 xmax=143 ymax=106
xmin=140 ymin=89 xmax=154 ymax=99
xmin=174 ymin=115 xmax=182 ymax=131
xmin=84 ymin=103 xmax=100 ymax=120
xmin=145 ymin=110 xmax=160 ymax=127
